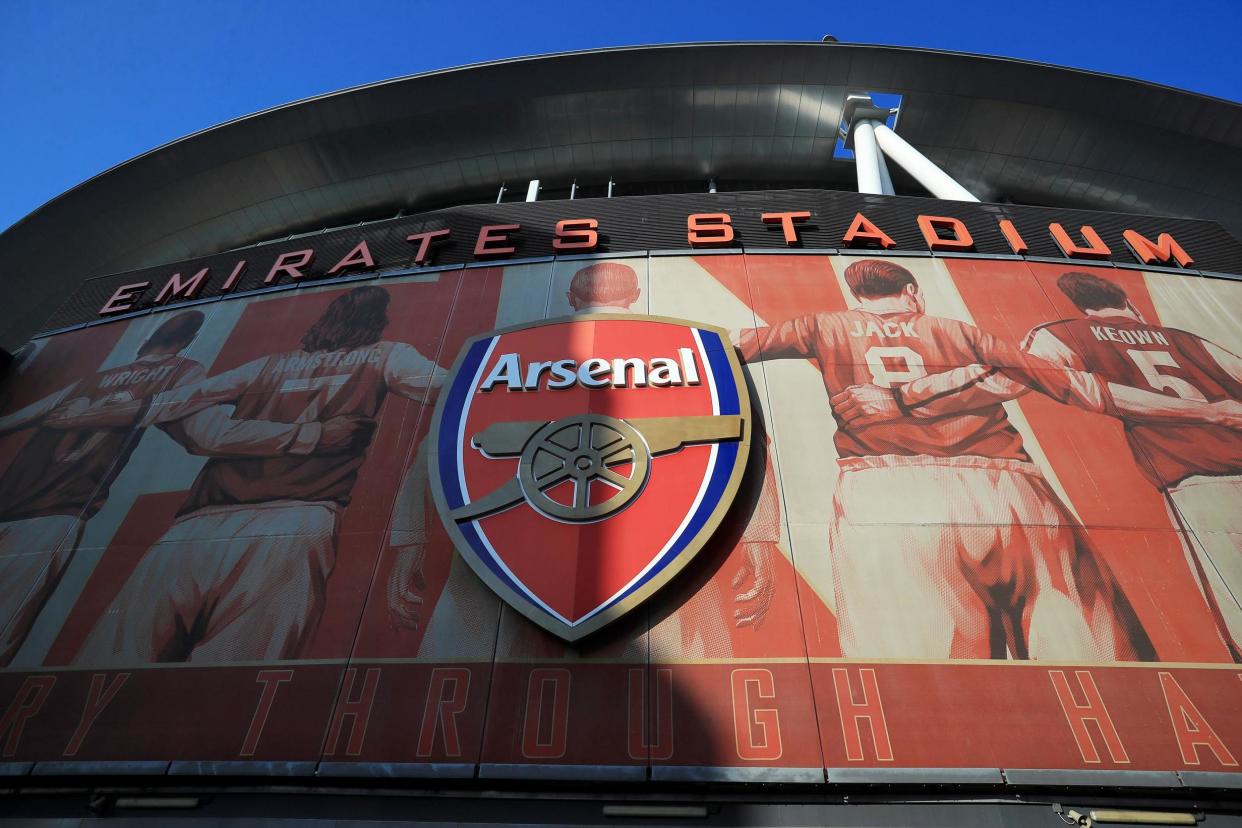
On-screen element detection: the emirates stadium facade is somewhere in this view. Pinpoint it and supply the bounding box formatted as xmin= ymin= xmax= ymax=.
xmin=1 ymin=41 xmax=1242 ymax=826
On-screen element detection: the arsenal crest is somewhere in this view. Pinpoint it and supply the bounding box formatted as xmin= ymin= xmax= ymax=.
xmin=429 ymin=314 xmax=751 ymax=641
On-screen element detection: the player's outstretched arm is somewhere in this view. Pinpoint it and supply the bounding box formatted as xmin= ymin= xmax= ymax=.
xmin=386 ymin=343 xmax=449 ymax=401
xmin=44 ymin=395 xmax=146 ymax=430
xmin=142 ymin=358 xmax=267 ymax=428
xmin=731 ymin=316 xmax=820 ymax=364
xmin=167 ymin=406 xmax=376 ymax=457
xmin=831 ymin=364 xmax=1030 ymax=427
xmin=833 ymin=364 xmax=1242 ymax=429
xmin=0 ymin=383 xmax=79 ymax=434
xmin=987 ymin=325 xmax=1242 ymax=425
xmin=831 ymin=320 xmax=1078 ymax=427
xmin=46 ymin=362 xmax=207 ymax=431
xmin=1108 ymin=384 xmax=1242 ymax=428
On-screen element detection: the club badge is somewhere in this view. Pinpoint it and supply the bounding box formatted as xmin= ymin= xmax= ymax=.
xmin=429 ymin=314 xmax=751 ymax=641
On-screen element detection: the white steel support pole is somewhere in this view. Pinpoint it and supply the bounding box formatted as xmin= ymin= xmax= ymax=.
xmin=852 ymin=119 xmax=885 ymax=195
xmin=872 ymin=122 xmax=979 ymax=201
xmin=876 ymin=146 xmax=895 ymax=196
xmin=525 ymin=180 xmax=540 ymax=202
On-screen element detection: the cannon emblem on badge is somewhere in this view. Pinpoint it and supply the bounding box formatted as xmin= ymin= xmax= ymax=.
xmin=450 ymin=413 xmax=744 ymax=524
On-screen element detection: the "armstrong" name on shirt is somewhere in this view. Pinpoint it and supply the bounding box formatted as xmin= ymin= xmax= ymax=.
xmin=273 ymin=346 xmax=384 ymax=375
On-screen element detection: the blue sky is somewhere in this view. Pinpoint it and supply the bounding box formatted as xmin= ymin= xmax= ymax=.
xmin=2 ymin=0 xmax=1239 ymax=233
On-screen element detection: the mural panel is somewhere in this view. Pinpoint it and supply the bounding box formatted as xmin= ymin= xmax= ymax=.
xmin=0 ymin=253 xmax=1238 ymax=780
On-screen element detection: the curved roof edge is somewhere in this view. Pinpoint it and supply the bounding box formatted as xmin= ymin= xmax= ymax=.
xmin=6 ymin=40 xmax=1239 ymax=238
xmin=2 ymin=40 xmax=1240 ymax=350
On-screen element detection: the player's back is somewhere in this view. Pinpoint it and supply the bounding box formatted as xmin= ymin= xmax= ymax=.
xmin=0 ymin=354 xmax=200 ymax=522
xmin=810 ymin=310 xmax=1029 ymax=462
xmin=184 ymin=342 xmax=396 ymax=513
xmin=1042 ymin=315 xmax=1242 ymax=487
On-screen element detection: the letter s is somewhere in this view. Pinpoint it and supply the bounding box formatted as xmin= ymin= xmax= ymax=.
xmin=547 ymin=359 xmax=578 ymax=389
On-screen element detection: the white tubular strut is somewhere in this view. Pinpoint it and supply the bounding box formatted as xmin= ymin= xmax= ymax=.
xmin=852 ymin=119 xmax=885 ymax=195
xmin=871 ymin=122 xmax=979 ymax=202
xmin=876 ymin=142 xmax=896 ymax=196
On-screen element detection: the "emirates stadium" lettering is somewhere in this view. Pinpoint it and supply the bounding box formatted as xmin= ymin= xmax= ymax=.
xmin=95 ymin=207 xmax=1202 ymax=319
xmin=480 ymin=349 xmax=701 ymax=391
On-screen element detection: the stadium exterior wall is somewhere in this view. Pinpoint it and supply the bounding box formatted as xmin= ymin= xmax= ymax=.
xmin=0 ymin=189 xmax=1240 ymax=798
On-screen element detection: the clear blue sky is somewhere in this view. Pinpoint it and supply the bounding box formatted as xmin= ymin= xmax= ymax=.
xmin=2 ymin=0 xmax=1239 ymax=233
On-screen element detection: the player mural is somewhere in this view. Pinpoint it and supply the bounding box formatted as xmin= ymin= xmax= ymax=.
xmin=831 ymin=266 xmax=1242 ymax=660
xmin=734 ymin=258 xmax=1165 ymax=661
xmin=71 ymin=286 xmax=446 ymax=664
xmin=0 ymin=254 xmax=1240 ymax=778
xmin=0 ymin=312 xmax=205 ymax=665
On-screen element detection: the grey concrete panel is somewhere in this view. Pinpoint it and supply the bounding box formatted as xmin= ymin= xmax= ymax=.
xmin=1003 ymin=768 xmax=1181 ymax=788
xmin=828 ymin=766 xmax=1004 ymax=784
xmin=651 ymin=765 xmax=825 ymax=783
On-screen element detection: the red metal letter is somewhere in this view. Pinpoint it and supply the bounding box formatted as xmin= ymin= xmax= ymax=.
xmin=264 ymin=249 xmax=315 ymax=284
xmin=731 ymin=669 xmax=782 ymax=761
xmin=99 ymin=282 xmax=150 ymax=316
xmin=406 ymin=229 xmax=451 ymax=265
xmin=240 ymin=669 xmax=293 ymax=757
xmin=327 ymin=240 xmax=375 ymax=275
xmin=521 ymin=668 xmax=570 ymax=759
xmin=322 ymin=667 xmax=381 ymax=757
xmin=688 ymin=213 xmax=735 ymax=247
xmin=841 ymin=213 xmax=896 ymax=249
xmin=155 ymin=268 xmax=210 ymax=305
xmin=221 ymin=260 xmax=248 ymax=292
xmin=475 ymin=224 xmax=520 ymax=257
xmin=1122 ymin=230 xmax=1194 ymax=268
xmin=998 ymin=219 xmax=1029 ymax=254
xmin=1159 ymin=672 xmax=1238 ymax=767
xmin=916 ymin=215 xmax=975 ymax=252
xmin=553 ymin=218 xmax=599 ymax=251
xmin=627 ymin=667 xmax=673 ymax=761
xmin=417 ymin=668 xmax=470 ymax=759
xmin=762 ymin=211 xmax=811 ymax=245
xmin=831 ymin=667 xmax=893 ymax=762
xmin=1048 ymin=670 xmax=1129 ymax=764
xmin=1049 ymin=223 xmax=1112 ymax=260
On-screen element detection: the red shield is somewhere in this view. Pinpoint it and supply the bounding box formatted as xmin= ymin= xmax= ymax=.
xmin=429 ymin=315 xmax=751 ymax=641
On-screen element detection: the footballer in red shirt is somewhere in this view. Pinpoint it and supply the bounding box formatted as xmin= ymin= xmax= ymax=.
xmin=734 ymin=259 xmax=1153 ymax=661
xmin=76 ymin=286 xmax=446 ymax=664
xmin=0 ymin=313 xmax=204 ymax=665
xmin=835 ymin=270 xmax=1242 ymax=658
